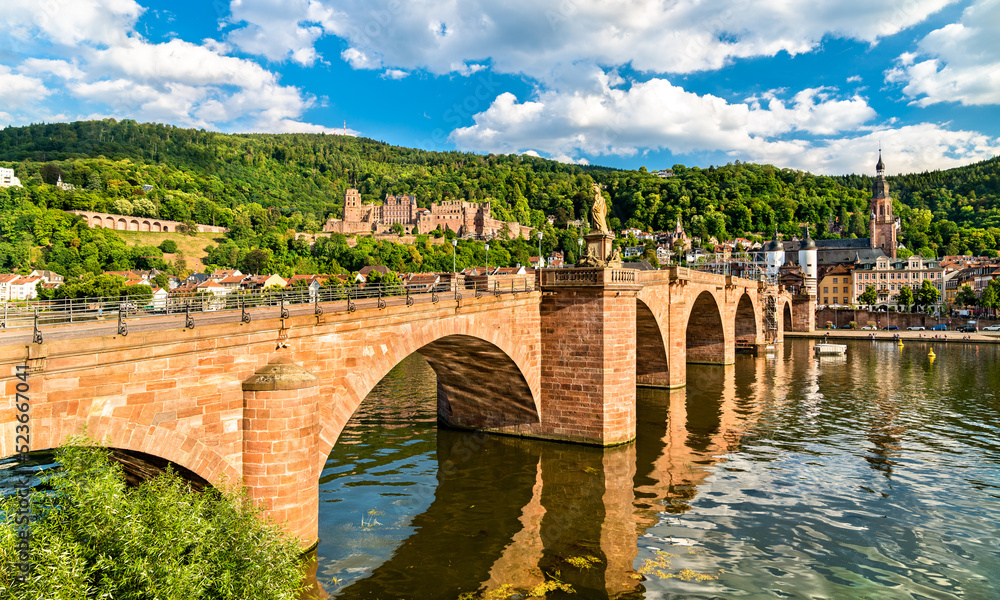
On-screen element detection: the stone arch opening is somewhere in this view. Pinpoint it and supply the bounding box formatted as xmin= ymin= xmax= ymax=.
xmin=105 ymin=216 xmax=115 ymax=227
xmin=416 ymin=334 xmax=539 ymax=431
xmin=686 ymin=291 xmax=726 ymax=364
xmin=117 ymin=218 xmax=127 ymax=230
xmin=735 ymin=293 xmax=757 ymax=343
xmin=129 ymin=219 xmax=140 ymax=231
xmin=636 ymin=299 xmax=669 ymax=387
xmin=153 ymin=221 xmax=162 ymax=232
xmin=783 ymin=302 xmax=793 ymax=331
xmin=141 ymin=220 xmax=151 ymax=232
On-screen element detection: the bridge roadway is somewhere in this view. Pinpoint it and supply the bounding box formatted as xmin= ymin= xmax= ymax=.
xmin=0 ymin=266 xmax=812 ymax=548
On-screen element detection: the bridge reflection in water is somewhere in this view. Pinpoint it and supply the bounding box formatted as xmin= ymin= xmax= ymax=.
xmin=304 ymin=352 xmax=779 ymax=600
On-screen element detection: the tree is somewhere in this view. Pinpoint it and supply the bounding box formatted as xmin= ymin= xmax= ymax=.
xmin=896 ymin=285 xmax=914 ymax=312
xmin=980 ymin=279 xmax=1000 ymax=318
xmin=859 ymin=285 xmax=877 ymax=308
xmin=159 ymin=239 xmax=178 ymax=253
xmin=914 ymin=279 xmax=940 ymax=309
xmin=955 ymin=284 xmax=977 ymax=307
xmin=242 ymin=248 xmax=272 ymax=275
xmin=0 ymin=439 xmax=302 ymax=599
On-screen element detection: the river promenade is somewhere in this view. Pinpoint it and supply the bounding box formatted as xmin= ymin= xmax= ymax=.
xmin=786 ymin=329 xmax=1000 ymax=344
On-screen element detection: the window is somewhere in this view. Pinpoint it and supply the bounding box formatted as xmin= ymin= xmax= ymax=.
xmin=823 ymin=287 xmax=828 ymax=293
xmin=833 ymin=277 xmax=838 ymax=283
xmin=833 ymin=287 xmax=838 ymax=293
xmin=824 ymin=297 xmax=829 ymax=304
xmin=843 ymin=297 xmax=848 ymax=304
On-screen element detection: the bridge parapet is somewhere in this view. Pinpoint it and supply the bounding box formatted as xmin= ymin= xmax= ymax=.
xmin=541 ymin=268 xmax=638 ymax=288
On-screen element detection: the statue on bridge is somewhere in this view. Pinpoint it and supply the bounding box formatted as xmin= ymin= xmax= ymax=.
xmin=578 ymin=183 xmax=621 ymax=269
xmin=590 ymin=183 xmax=609 ymax=235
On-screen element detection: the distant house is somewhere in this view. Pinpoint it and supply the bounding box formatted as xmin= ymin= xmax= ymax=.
xmin=0 ymin=274 xmax=20 ymax=301
xmin=210 ymin=269 xmax=243 ymax=282
xmin=403 ymin=273 xmax=440 ymax=292
xmin=529 ymin=256 xmax=545 ymax=269
xmin=547 ymin=251 xmax=565 ymax=268
xmin=356 ymin=265 xmax=392 ymax=284
xmin=218 ymin=274 xmax=247 ymax=291
xmin=30 ymin=269 xmax=64 ymax=284
xmin=241 ymin=274 xmax=287 ymax=290
xmin=185 ymin=273 xmax=211 ymax=285
xmin=148 ymin=287 xmax=169 ymax=310
xmin=7 ymin=275 xmax=42 ymax=300
xmin=287 ymin=274 xmax=325 ymax=297
xmin=623 ymin=245 xmax=645 ymax=259
xmin=195 ymin=280 xmax=229 ymax=296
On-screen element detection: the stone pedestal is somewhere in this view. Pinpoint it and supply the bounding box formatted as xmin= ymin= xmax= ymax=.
xmin=242 ymin=359 xmax=321 ymax=549
xmin=791 ymin=293 xmax=816 ymax=332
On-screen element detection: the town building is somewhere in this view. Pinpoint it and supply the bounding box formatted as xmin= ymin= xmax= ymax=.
xmin=853 ymin=254 xmax=945 ymax=309
xmin=323 ymin=189 xmax=533 ymax=239
xmin=818 ymin=264 xmax=853 ymax=307
xmin=0 ymin=167 xmax=22 ymax=188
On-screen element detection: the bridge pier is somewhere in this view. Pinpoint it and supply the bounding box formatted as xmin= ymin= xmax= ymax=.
xmin=791 ymin=293 xmax=817 ymax=332
xmin=538 ymin=269 xmax=641 ymax=446
xmin=242 ymin=360 xmax=323 ymax=549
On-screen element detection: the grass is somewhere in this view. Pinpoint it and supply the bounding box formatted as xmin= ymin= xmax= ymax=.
xmin=113 ymin=230 xmax=225 ymax=271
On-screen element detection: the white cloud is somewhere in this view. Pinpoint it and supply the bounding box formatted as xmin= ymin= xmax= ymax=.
xmin=451 ymin=71 xmax=875 ymax=162
xmin=226 ymin=0 xmax=336 ymax=66
xmin=381 ymin=69 xmax=409 ymax=80
xmin=1 ymin=3 xmax=343 ymax=136
xmin=886 ymin=0 xmax=1000 ymax=106
xmin=0 ymin=0 xmax=143 ymax=48
xmin=0 ymin=66 xmax=50 ymax=109
xmin=319 ymin=0 xmax=955 ymax=80
xmin=18 ymin=58 xmax=85 ymax=80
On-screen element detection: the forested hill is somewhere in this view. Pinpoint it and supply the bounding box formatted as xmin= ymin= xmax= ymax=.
xmin=1 ymin=120 xmax=999 ymax=279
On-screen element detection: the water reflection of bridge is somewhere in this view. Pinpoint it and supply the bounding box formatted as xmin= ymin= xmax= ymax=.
xmin=312 ymin=353 xmax=803 ymax=600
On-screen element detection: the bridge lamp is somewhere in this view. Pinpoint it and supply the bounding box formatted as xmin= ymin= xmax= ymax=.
xmin=577 ymin=238 xmax=583 ymax=264
xmin=537 ymin=232 xmax=543 ymax=268
xmin=485 ymin=243 xmax=490 ymax=274
xmin=452 ymin=238 xmax=458 ymax=274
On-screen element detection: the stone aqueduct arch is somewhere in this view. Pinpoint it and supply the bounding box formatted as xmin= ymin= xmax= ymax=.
xmin=73 ymin=211 xmax=175 ymax=232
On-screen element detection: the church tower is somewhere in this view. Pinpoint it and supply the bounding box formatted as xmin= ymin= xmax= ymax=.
xmin=869 ymin=152 xmax=897 ymax=258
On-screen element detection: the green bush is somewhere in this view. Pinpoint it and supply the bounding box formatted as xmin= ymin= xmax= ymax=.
xmin=159 ymin=239 xmax=178 ymax=253
xmin=0 ymin=439 xmax=303 ymax=600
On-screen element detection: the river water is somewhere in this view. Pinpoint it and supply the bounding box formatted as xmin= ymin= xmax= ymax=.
xmin=314 ymin=339 xmax=1000 ymax=600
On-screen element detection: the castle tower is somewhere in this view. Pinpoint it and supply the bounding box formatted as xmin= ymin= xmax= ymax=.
xmin=798 ymin=226 xmax=817 ymax=295
xmin=343 ymin=188 xmax=362 ymax=223
xmin=869 ymin=153 xmax=897 ymax=258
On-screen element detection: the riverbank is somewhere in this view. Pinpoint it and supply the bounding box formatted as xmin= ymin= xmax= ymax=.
xmin=785 ymin=330 xmax=1000 ymax=344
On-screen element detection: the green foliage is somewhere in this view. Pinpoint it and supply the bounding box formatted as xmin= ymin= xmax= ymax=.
xmin=3 ymin=120 xmax=1000 ymax=279
xmin=0 ymin=439 xmax=303 ymax=600
xmin=158 ymin=239 xmax=178 ymax=253
xmin=955 ymin=284 xmax=978 ymax=307
xmin=859 ymin=285 xmax=878 ymax=307
xmin=896 ymin=285 xmax=914 ymax=310
xmin=914 ymin=279 xmax=941 ymax=307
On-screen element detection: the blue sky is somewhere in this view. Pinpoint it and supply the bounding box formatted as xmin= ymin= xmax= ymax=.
xmin=2 ymin=0 xmax=999 ymax=175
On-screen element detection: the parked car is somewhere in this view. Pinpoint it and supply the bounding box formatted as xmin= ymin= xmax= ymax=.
xmin=931 ymin=324 xmax=948 ymax=331
xmin=861 ymin=325 xmax=877 ymax=331
xmin=881 ymin=325 xmax=899 ymax=331
xmin=983 ymin=324 xmax=1000 ymax=332
xmin=906 ymin=326 xmax=925 ymax=331
xmin=957 ymin=325 xmax=978 ymax=333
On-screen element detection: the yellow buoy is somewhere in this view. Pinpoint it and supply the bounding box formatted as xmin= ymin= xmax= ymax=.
xmin=928 ymin=348 xmax=936 ymax=358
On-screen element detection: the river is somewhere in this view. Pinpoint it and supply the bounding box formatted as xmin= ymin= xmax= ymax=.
xmin=313 ymin=338 xmax=1000 ymax=599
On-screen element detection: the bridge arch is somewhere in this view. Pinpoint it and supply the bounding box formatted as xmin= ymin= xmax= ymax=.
xmin=686 ymin=290 xmax=727 ymax=364
xmin=734 ymin=292 xmax=757 ymax=343
xmin=24 ymin=415 xmax=239 ymax=486
xmin=315 ymin=323 xmax=541 ymax=464
xmin=635 ymin=298 xmax=669 ymax=387
xmin=783 ymin=301 xmax=793 ymax=331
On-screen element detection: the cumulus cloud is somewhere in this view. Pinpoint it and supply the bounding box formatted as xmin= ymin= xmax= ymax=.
xmin=320 ymin=0 xmax=955 ymax=80
xmin=886 ymin=0 xmax=1000 ymax=106
xmin=226 ymin=0 xmax=336 ymax=66
xmin=0 ymin=66 xmax=50 ymax=109
xmin=450 ymin=70 xmax=999 ymax=173
xmin=1 ymin=0 xmax=343 ymax=135
xmin=0 ymin=0 xmax=143 ymax=48
xmin=450 ymin=71 xmax=874 ymax=161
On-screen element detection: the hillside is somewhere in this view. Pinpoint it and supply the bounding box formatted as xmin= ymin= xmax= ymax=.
xmin=1 ymin=120 xmax=999 ymax=279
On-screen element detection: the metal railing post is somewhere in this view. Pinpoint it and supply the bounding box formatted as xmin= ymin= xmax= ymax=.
xmin=347 ymin=287 xmax=356 ymax=313
xmin=314 ymin=290 xmax=323 ymax=315
xmin=32 ymin=308 xmax=43 ymax=344
xmin=378 ymin=287 xmax=386 ymax=310
xmin=185 ymin=302 xmax=195 ymax=329
xmin=280 ymin=293 xmax=289 ymax=319
xmin=242 ymin=296 xmax=251 ymax=323
xmin=118 ymin=302 xmax=128 ymax=337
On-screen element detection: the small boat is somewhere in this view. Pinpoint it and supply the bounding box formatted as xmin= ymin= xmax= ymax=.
xmin=814 ymin=342 xmax=847 ymax=356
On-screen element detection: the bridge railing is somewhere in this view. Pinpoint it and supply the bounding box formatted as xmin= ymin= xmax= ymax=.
xmin=0 ymin=277 xmax=538 ymax=341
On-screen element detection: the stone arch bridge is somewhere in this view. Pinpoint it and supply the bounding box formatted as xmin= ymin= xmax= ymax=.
xmin=1 ymin=267 xmax=812 ymax=548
